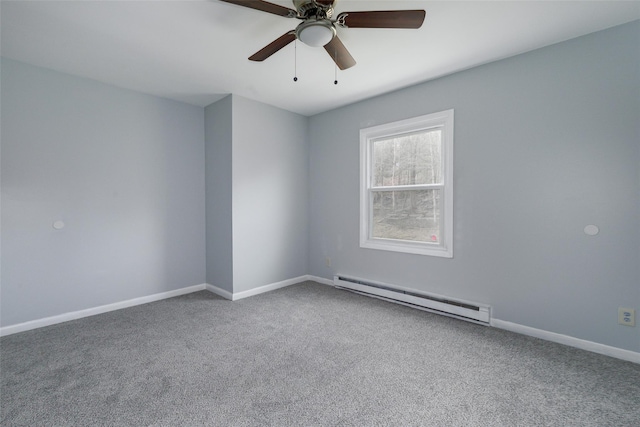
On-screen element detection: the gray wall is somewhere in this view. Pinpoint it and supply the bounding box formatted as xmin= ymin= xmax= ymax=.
xmin=204 ymin=95 xmax=309 ymax=294
xmin=231 ymin=95 xmax=308 ymax=293
xmin=205 ymin=96 xmax=233 ymax=292
xmin=1 ymin=58 xmax=206 ymax=326
xmin=308 ymin=22 xmax=640 ymax=352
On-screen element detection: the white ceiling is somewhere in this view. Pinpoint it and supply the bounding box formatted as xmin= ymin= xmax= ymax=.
xmin=2 ymin=1 xmax=639 ymax=116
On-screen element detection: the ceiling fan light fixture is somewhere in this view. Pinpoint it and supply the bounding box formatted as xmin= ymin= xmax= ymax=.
xmin=296 ymin=20 xmax=336 ymax=47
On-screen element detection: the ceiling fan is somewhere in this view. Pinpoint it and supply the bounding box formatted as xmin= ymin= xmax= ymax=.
xmin=219 ymin=0 xmax=426 ymax=70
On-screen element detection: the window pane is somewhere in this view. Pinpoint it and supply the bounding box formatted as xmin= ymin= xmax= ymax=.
xmin=372 ymin=129 xmax=442 ymax=187
xmin=372 ymin=189 xmax=441 ymax=243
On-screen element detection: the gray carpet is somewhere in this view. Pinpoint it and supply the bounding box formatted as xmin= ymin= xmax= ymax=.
xmin=1 ymin=281 xmax=639 ymax=426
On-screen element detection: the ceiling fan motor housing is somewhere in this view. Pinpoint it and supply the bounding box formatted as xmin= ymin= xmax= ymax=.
xmin=293 ymin=0 xmax=335 ymax=19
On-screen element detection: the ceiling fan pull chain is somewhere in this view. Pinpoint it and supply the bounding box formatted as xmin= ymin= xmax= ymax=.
xmin=293 ymin=40 xmax=298 ymax=82
xmin=334 ymin=53 xmax=338 ymax=85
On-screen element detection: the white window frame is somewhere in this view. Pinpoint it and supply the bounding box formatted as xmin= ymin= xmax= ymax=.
xmin=359 ymin=109 xmax=454 ymax=258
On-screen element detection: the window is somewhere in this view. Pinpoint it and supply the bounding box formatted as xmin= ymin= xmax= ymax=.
xmin=360 ymin=110 xmax=453 ymax=257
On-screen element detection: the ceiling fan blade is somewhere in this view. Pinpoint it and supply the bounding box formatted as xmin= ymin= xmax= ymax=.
xmin=249 ymin=31 xmax=297 ymax=62
xmin=324 ymin=36 xmax=356 ymax=70
xmin=336 ymin=10 xmax=426 ymax=29
xmin=219 ymin=0 xmax=297 ymax=18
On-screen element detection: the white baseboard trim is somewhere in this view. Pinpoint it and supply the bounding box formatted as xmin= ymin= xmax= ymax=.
xmin=231 ymin=275 xmax=309 ymax=301
xmin=491 ymin=319 xmax=640 ymax=364
xmin=204 ymin=275 xmax=332 ymax=301
xmin=205 ymin=274 xmax=333 ymax=301
xmin=0 ymin=284 xmax=207 ymax=337
xmin=2 ymin=277 xmax=330 ymax=337
xmin=231 ymin=274 xmax=338 ymax=300
xmin=306 ymin=275 xmax=334 ymax=287
xmin=204 ymin=283 xmax=233 ymax=300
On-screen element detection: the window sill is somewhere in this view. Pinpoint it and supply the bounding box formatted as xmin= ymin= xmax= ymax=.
xmin=360 ymin=238 xmax=453 ymax=258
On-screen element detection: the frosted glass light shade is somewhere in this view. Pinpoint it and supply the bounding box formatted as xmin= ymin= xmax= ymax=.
xmin=298 ymin=23 xmax=335 ymax=47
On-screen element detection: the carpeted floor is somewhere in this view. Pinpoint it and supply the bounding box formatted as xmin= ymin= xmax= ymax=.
xmin=1 ymin=281 xmax=639 ymax=426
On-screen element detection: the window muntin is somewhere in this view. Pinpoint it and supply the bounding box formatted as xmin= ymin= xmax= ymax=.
xmin=360 ymin=110 xmax=453 ymax=257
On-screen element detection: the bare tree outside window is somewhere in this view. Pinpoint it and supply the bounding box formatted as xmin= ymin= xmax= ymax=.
xmin=371 ymin=130 xmax=442 ymax=243
xmin=360 ymin=109 xmax=453 ymax=257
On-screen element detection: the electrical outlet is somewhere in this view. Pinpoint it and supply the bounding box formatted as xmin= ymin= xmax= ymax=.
xmin=325 ymin=257 xmax=331 ymax=267
xmin=618 ymin=308 xmax=635 ymax=326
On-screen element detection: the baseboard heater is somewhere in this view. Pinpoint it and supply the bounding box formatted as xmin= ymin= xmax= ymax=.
xmin=334 ymin=275 xmax=491 ymax=325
